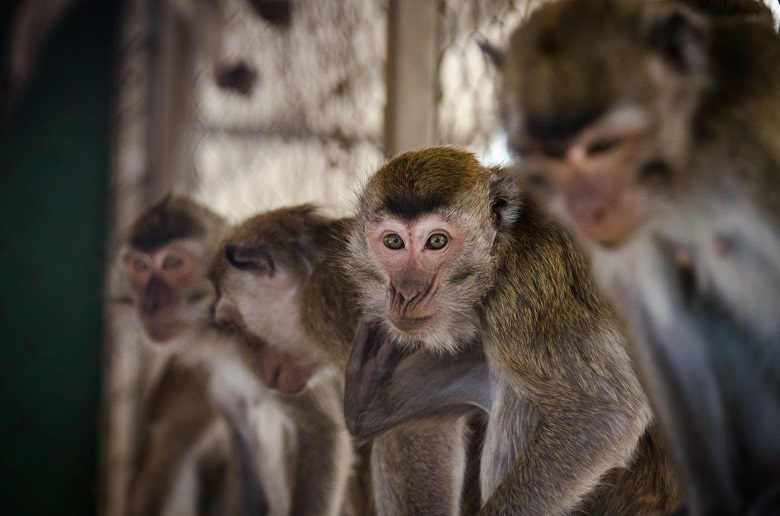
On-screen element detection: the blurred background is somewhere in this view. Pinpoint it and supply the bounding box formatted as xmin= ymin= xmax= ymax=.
xmin=0 ymin=0 xmax=539 ymax=514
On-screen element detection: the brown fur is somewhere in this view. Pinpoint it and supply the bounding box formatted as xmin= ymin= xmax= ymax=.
xmin=213 ymin=205 xmax=479 ymax=514
xmin=498 ymin=0 xmax=780 ymax=512
xmin=128 ymin=359 xmax=264 ymax=516
xmin=345 ymin=146 xmax=680 ymax=514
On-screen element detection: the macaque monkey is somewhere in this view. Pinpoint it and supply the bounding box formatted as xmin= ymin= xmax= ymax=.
xmin=211 ymin=207 xmax=357 ymax=516
xmin=496 ymin=0 xmax=780 ymax=512
xmin=343 ymin=146 xmax=680 ymax=515
xmin=107 ymin=195 xmax=292 ymax=515
xmin=211 ymin=205 xmax=481 ymax=515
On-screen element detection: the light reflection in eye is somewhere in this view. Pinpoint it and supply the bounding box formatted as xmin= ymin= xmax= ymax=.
xmin=426 ymin=234 xmax=448 ymax=250
xmin=383 ymin=234 xmax=404 ymax=250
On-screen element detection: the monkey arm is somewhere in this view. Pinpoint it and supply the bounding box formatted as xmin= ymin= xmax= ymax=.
xmin=635 ymin=304 xmax=745 ymax=515
xmin=344 ymin=318 xmax=493 ymax=442
xmin=372 ymin=421 xmax=471 ymax=516
xmin=282 ymin=380 xmax=353 ymax=516
xmin=480 ymin=373 xmax=649 ymax=515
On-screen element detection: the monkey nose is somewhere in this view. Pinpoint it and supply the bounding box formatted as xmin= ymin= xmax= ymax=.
xmin=141 ymin=276 xmax=172 ymax=314
xmin=389 ymin=283 xmax=423 ymax=304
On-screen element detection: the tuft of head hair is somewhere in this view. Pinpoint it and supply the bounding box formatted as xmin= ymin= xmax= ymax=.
xmin=359 ymin=146 xmax=492 ymax=219
xmin=212 ymin=204 xmax=337 ymax=283
xmin=128 ymin=194 xmax=226 ymax=252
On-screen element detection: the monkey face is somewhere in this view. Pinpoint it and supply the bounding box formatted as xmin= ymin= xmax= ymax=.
xmin=123 ymin=242 xmax=214 ymax=342
xmin=347 ymin=147 xmax=516 ymax=357
xmin=500 ymin=0 xmax=711 ymax=250
xmin=356 ymin=211 xmax=489 ymax=355
xmin=213 ymin=245 xmax=307 ymax=354
xmin=212 ymin=243 xmax=326 ymax=394
xmin=368 ymin=214 xmax=464 ymax=329
xmin=511 ymin=107 xmax=656 ymax=248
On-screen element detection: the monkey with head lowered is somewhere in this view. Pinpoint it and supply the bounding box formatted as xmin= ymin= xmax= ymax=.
xmin=211 ymin=205 xmax=484 ymax=515
xmin=495 ymin=0 xmax=780 ymax=512
xmin=210 ymin=208 xmax=360 ymax=516
xmin=108 ymin=195 xmax=292 ymax=516
xmin=343 ymin=146 xmax=680 ymax=515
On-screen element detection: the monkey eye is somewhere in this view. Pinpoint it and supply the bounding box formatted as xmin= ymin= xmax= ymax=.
xmin=425 ymin=234 xmax=448 ymax=250
xmin=587 ymin=137 xmax=620 ymax=156
xmin=162 ymin=255 xmax=184 ymax=270
xmin=540 ymin=147 xmax=566 ymax=160
xmin=133 ymin=258 xmax=150 ymax=273
xmin=383 ymin=234 xmax=405 ymax=250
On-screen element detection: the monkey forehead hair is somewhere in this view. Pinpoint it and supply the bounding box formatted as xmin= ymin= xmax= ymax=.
xmin=503 ymin=0 xmax=657 ymax=142
xmin=356 ymin=146 xmax=498 ymax=228
xmin=211 ymin=204 xmax=339 ymax=283
xmin=127 ymin=194 xmax=226 ymax=253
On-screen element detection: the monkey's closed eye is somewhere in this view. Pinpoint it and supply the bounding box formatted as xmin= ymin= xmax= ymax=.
xmin=587 ymin=138 xmax=620 ymax=156
xmin=425 ymin=234 xmax=448 ymax=250
xmin=540 ymin=146 xmax=567 ymax=160
xmin=383 ymin=234 xmax=404 ymax=250
xmin=162 ymin=255 xmax=183 ymax=270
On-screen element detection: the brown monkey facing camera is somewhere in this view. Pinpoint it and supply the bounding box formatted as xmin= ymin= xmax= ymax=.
xmin=343 ymin=146 xmax=679 ymax=515
xmin=495 ymin=0 xmax=780 ymax=512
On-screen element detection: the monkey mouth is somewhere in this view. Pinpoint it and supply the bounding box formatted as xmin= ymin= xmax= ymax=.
xmin=392 ymin=315 xmax=434 ymax=332
xmin=145 ymin=320 xmax=187 ymax=343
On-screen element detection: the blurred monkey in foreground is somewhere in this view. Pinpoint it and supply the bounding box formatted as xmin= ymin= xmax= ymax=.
xmin=212 ymin=205 xmax=482 ymax=515
xmin=108 ymin=195 xmax=291 ymax=515
xmin=344 ymin=147 xmax=679 ymax=514
xmin=496 ymin=0 xmax=780 ymax=512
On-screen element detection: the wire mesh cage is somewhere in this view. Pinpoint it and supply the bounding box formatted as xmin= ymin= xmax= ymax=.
xmin=102 ymin=1 xmax=543 ymax=514
xmin=437 ymin=0 xmax=540 ymax=157
xmin=191 ymin=0 xmax=389 ymax=220
xmin=189 ymin=0 xmax=545 ymax=220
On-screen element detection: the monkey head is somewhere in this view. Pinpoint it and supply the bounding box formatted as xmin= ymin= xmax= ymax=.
xmin=347 ymin=147 xmax=519 ymax=356
xmin=114 ymin=195 xmax=226 ymax=343
xmin=498 ymin=0 xmax=714 ymax=248
xmin=210 ymin=205 xmax=333 ymax=393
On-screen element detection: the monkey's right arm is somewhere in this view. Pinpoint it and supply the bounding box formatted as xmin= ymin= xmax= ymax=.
xmin=481 ymin=372 xmax=648 ymax=515
xmin=344 ymin=318 xmax=492 ymax=442
xmin=372 ymin=421 xmax=470 ymax=516
xmin=128 ymin=363 xmax=218 ymax=516
xmin=477 ymin=224 xmax=654 ymax=515
xmin=345 ymin=319 xmax=491 ymax=515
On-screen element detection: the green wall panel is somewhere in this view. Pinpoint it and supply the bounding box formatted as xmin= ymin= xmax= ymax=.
xmin=0 ymin=1 xmax=115 ymax=514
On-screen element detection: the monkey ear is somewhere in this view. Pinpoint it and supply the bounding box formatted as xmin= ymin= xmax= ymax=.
xmin=478 ymin=39 xmax=504 ymax=69
xmin=643 ymin=4 xmax=709 ymax=79
xmin=224 ymin=244 xmax=275 ymax=277
xmin=488 ymin=167 xmax=521 ymax=231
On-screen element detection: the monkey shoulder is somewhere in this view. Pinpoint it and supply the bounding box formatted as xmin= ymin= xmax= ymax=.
xmin=481 ymin=205 xmax=638 ymax=400
xmin=300 ymin=249 xmax=361 ymax=367
xmin=487 ymin=197 xmax=618 ymax=335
